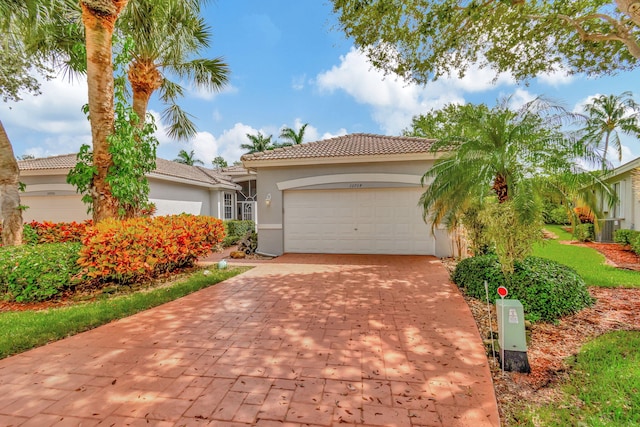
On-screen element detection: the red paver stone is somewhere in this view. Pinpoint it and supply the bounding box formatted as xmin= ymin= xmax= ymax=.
xmin=0 ymin=255 xmax=499 ymax=426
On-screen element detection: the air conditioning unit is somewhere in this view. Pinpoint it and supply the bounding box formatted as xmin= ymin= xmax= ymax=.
xmin=596 ymin=219 xmax=621 ymax=243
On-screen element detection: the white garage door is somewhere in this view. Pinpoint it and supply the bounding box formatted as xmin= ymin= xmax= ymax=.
xmin=284 ymin=188 xmax=435 ymax=255
xmin=21 ymin=196 xmax=90 ymax=223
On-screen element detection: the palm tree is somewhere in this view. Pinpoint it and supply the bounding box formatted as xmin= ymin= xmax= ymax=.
xmin=580 ymin=92 xmax=640 ymax=170
xmin=241 ymin=132 xmax=274 ymax=154
xmin=419 ymin=97 xmax=612 ymax=272
xmin=279 ymin=123 xmax=308 ymax=146
xmin=79 ymin=0 xmax=129 ymax=221
xmin=118 ymin=0 xmax=229 ymax=140
xmin=174 ymin=149 xmax=203 ymax=166
xmin=212 ymin=156 xmax=228 ymax=169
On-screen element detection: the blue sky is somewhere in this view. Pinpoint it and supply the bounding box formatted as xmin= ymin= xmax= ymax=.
xmin=3 ymin=1 xmax=640 ymax=166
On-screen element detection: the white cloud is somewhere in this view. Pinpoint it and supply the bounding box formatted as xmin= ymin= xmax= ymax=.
xmin=506 ymin=88 xmax=537 ymax=110
xmin=217 ymin=122 xmax=260 ymax=163
xmin=572 ymin=94 xmax=602 ymax=114
xmin=187 ymin=83 xmax=238 ymax=101
xmin=1 ymin=74 xmax=89 ymax=135
xmin=537 ymin=69 xmax=574 ymax=87
xmin=315 ymin=47 xmax=514 ymax=134
xmin=286 ymin=119 xmax=347 ymax=143
xmin=291 ymin=74 xmax=306 ymax=90
xmin=191 ymin=131 xmax=220 ymax=164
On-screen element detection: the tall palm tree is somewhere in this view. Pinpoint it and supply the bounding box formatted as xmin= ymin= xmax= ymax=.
xmin=174 ymin=149 xmax=203 ymax=166
xmin=80 ymin=0 xmax=129 ymax=221
xmin=279 ymin=123 xmax=308 ymax=146
xmin=118 ymin=0 xmax=229 ymax=140
xmin=241 ymin=132 xmax=274 ymax=154
xmin=421 ymin=98 xmax=604 ymax=216
xmin=419 ymin=98 xmax=612 ymax=270
xmin=580 ymin=91 xmax=640 ymax=170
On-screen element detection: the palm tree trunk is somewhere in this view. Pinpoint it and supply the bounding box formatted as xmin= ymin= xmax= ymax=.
xmin=80 ymin=0 xmax=128 ymax=222
xmin=602 ymin=131 xmax=611 ymax=170
xmin=492 ymin=173 xmax=509 ymax=203
xmin=129 ymin=59 xmax=163 ymax=127
xmin=0 ymin=120 xmax=23 ymax=246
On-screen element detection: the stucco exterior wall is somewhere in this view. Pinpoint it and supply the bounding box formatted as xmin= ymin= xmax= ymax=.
xmin=606 ymin=170 xmax=639 ymax=230
xmin=252 ymin=159 xmax=454 ymax=257
xmin=16 ymin=174 xmax=228 ymax=222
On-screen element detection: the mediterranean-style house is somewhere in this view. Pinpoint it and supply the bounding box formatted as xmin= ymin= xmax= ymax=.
xmin=16 ymin=154 xmax=256 ymax=223
xmin=597 ymin=156 xmax=640 ymax=242
xmin=241 ymin=133 xmax=456 ymax=257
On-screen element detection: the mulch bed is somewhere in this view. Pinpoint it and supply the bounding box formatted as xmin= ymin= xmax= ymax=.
xmin=459 ymin=240 xmax=640 ymax=422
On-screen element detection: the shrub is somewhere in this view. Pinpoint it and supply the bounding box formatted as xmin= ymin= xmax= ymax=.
xmin=614 ymin=229 xmax=639 ymax=247
xmin=0 ymin=242 xmax=82 ymax=302
xmin=21 ymin=224 xmax=39 ymax=245
xmin=548 ymin=206 xmax=570 ymax=225
xmin=225 ymin=220 xmax=254 ymax=237
xmin=78 ymin=214 xmax=225 ymax=284
xmin=573 ymin=206 xmax=594 ymax=224
xmin=574 ymin=223 xmax=595 ymax=242
xmin=223 ymin=220 xmax=255 ymax=247
xmin=27 ymin=220 xmax=93 ymax=244
xmin=632 ymin=234 xmax=640 ymax=256
xmin=0 ymin=221 xmax=92 ymax=246
xmin=453 ymin=255 xmax=593 ymax=322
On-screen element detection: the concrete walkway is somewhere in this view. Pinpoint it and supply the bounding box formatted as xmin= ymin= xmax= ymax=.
xmin=0 ymin=255 xmax=499 ymax=426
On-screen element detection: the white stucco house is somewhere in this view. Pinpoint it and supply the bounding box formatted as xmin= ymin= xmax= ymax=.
xmin=241 ymin=133 xmax=455 ymax=257
xmin=16 ymin=154 xmax=256 ymax=223
xmin=597 ymin=157 xmax=640 ymax=241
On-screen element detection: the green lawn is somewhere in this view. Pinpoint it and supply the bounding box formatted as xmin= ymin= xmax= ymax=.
xmin=0 ymin=267 xmax=248 ymax=359
xmin=534 ymin=225 xmax=640 ymax=288
xmin=519 ymin=331 xmax=640 ymax=426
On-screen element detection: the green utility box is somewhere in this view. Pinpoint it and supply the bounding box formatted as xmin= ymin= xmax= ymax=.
xmin=496 ymin=299 xmax=530 ymax=373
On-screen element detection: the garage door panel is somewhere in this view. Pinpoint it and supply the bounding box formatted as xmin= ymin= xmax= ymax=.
xmin=284 ymin=188 xmax=435 ymax=255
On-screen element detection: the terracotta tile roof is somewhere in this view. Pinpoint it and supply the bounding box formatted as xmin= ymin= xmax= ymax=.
xmin=241 ymin=133 xmax=437 ymax=162
xmin=17 ymin=153 xmax=77 ymax=170
xmin=18 ymin=154 xmax=237 ymax=187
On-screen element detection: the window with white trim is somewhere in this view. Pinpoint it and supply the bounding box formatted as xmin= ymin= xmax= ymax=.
xmin=224 ymin=193 xmax=234 ymax=220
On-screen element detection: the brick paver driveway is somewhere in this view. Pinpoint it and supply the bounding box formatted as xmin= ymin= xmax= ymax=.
xmin=0 ymin=254 xmax=499 ymax=427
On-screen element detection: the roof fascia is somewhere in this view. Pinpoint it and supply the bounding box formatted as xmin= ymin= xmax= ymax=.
xmin=242 ymin=151 xmax=446 ymax=168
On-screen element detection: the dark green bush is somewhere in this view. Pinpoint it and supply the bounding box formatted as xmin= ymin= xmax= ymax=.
xmin=632 ymin=234 xmax=640 ymax=256
xmin=0 ymin=243 xmax=82 ymax=302
xmin=223 ymin=220 xmax=255 ymax=247
xmin=614 ymin=229 xmax=639 ymax=247
xmin=574 ymin=223 xmax=595 ymax=242
xmin=453 ymin=255 xmax=593 ymax=322
xmin=225 ymin=220 xmax=255 ymax=237
xmin=548 ymin=206 xmax=570 ymax=225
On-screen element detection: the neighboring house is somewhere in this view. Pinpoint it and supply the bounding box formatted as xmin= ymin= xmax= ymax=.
xmin=241 ymin=133 xmax=455 ymax=257
xmin=597 ymin=157 xmax=640 ymax=241
xmin=16 ymin=154 xmax=256 ymax=223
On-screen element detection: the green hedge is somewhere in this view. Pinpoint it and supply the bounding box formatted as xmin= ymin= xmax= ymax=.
xmin=574 ymin=223 xmax=594 ymax=242
xmin=633 ymin=234 xmax=640 ymax=256
xmin=452 ymin=255 xmax=593 ymax=322
xmin=614 ymin=229 xmax=639 ymax=247
xmin=0 ymin=243 xmax=82 ymax=302
xmin=547 ymin=206 xmax=570 ymax=225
